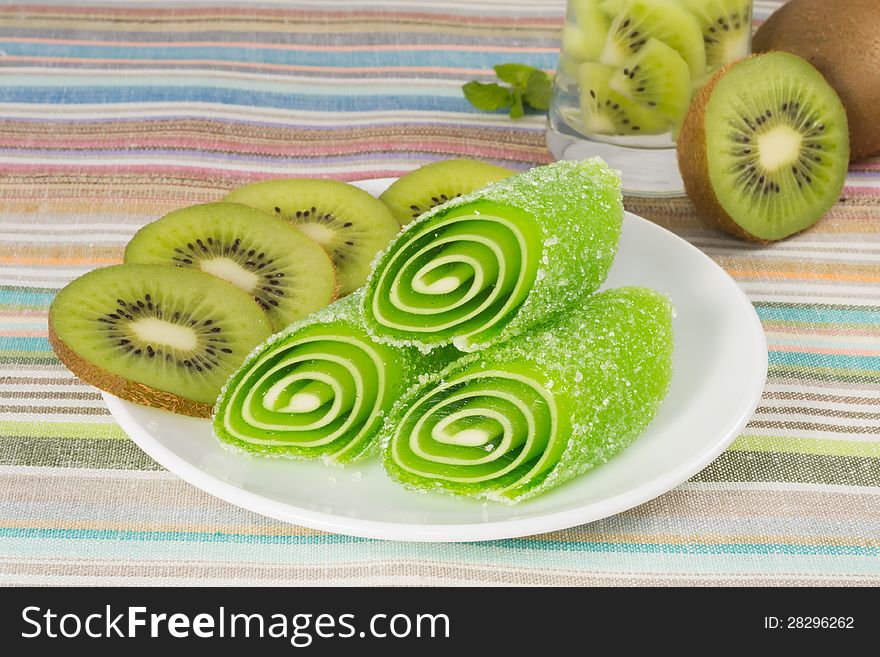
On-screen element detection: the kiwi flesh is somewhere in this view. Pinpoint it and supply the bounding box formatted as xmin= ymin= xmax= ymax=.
xmin=600 ymin=0 xmax=706 ymax=80
xmin=677 ymin=52 xmax=849 ymax=241
xmin=225 ymin=179 xmax=398 ymax=296
xmin=678 ymin=0 xmax=751 ymax=76
xmin=378 ymin=159 xmax=514 ymax=225
xmin=124 ymin=202 xmax=336 ymax=331
xmin=580 ymin=62 xmax=668 ymax=135
xmin=49 ymin=264 xmax=273 ymax=417
xmin=598 ymin=0 xmax=624 ymax=18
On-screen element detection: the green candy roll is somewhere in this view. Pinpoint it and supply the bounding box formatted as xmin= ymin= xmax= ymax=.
xmin=213 ymin=291 xmax=453 ymax=464
xmin=364 ymin=158 xmax=623 ymax=352
xmin=381 ymin=287 xmax=674 ymax=503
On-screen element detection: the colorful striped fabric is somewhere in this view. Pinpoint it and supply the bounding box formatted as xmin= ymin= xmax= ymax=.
xmin=1 ymin=0 xmax=878 ymax=586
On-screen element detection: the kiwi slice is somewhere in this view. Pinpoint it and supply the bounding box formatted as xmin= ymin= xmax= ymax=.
xmin=378 ymin=159 xmax=514 ymax=225
xmin=677 ymin=53 xmax=850 ymax=241
xmin=678 ymin=0 xmax=751 ymax=75
xmin=600 ymin=0 xmax=706 ymax=80
xmin=124 ymin=202 xmax=336 ymax=331
xmin=562 ymin=0 xmax=611 ymax=63
xmin=562 ymin=24 xmax=602 ymax=65
xmin=49 ymin=264 xmax=273 ymax=417
xmin=609 ymin=38 xmax=691 ymax=125
xmin=225 ymin=179 xmax=398 ymax=296
xmin=579 ymin=63 xmax=669 ymax=135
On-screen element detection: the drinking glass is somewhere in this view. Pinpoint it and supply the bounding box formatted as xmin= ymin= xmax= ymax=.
xmin=546 ymin=0 xmax=753 ymax=196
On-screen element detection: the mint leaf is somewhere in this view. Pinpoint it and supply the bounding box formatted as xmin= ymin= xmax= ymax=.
xmin=463 ymin=64 xmax=552 ymax=119
xmin=462 ymin=81 xmax=512 ymax=111
xmin=493 ymin=63 xmax=540 ymax=89
xmin=510 ymin=88 xmax=525 ymax=119
xmin=524 ymin=69 xmax=552 ymax=110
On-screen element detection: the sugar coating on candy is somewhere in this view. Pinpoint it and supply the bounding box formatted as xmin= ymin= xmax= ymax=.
xmin=379 ymin=287 xmax=674 ymax=503
xmin=363 ymin=158 xmax=623 ymax=353
xmin=213 ymin=290 xmax=453 ymax=464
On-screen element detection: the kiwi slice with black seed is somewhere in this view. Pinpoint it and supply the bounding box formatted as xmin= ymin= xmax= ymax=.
xmin=378 ymin=159 xmax=514 ymax=225
xmin=600 ymin=0 xmax=706 ymax=80
xmin=579 ymin=63 xmax=669 ymax=135
xmin=49 ymin=264 xmax=273 ymax=417
xmin=678 ymin=0 xmax=751 ymax=76
xmin=225 ymin=179 xmax=398 ymax=296
xmin=125 ymin=202 xmax=336 ymax=331
xmin=677 ymin=52 xmax=849 ymax=241
xmin=609 ymin=37 xmax=691 ymax=125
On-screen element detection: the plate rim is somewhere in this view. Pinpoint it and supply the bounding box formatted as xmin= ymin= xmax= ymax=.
xmin=104 ymin=177 xmax=768 ymax=542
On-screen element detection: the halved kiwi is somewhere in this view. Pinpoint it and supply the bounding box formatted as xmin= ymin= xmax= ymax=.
xmin=678 ymin=0 xmax=751 ymax=76
xmin=677 ymin=52 xmax=849 ymax=241
xmin=124 ymin=202 xmax=336 ymax=331
xmin=579 ymin=62 xmax=669 ymax=135
xmin=600 ymin=0 xmax=706 ymax=80
xmin=609 ymin=37 xmax=691 ymax=125
xmin=225 ymin=179 xmax=398 ymax=296
xmin=378 ymin=159 xmax=514 ymax=225
xmin=49 ymin=264 xmax=273 ymax=417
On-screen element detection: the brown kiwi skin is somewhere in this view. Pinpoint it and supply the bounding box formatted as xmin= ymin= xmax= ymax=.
xmin=49 ymin=324 xmax=212 ymax=418
xmin=676 ymin=60 xmax=763 ymax=242
xmin=753 ymin=0 xmax=880 ymax=161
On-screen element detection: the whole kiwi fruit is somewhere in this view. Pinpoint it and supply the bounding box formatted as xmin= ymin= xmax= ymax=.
xmin=753 ymin=0 xmax=880 ymax=161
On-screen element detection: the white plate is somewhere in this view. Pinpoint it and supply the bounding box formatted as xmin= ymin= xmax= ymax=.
xmin=103 ymin=177 xmax=768 ymax=542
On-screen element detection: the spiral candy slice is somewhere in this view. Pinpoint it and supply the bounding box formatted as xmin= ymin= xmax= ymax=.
xmin=213 ymin=291 xmax=452 ymax=464
xmin=381 ymin=287 xmax=674 ymax=503
xmin=364 ymin=158 xmax=623 ymax=352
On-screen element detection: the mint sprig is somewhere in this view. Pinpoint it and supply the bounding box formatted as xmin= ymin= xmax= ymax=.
xmin=463 ymin=63 xmax=553 ymax=119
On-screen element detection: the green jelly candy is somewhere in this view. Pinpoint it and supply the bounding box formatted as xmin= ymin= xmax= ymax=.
xmin=363 ymin=159 xmax=624 ymax=353
xmin=213 ymin=291 xmax=454 ymax=464
xmin=381 ymin=287 xmax=674 ymax=503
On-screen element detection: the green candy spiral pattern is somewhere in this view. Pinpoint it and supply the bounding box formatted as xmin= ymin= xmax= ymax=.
xmin=364 ymin=159 xmax=623 ymax=352
xmin=381 ymin=287 xmax=674 ymax=503
xmin=213 ymin=292 xmax=452 ymax=463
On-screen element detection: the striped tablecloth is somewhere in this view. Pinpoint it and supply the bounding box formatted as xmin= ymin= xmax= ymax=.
xmin=1 ymin=0 xmax=877 ymax=586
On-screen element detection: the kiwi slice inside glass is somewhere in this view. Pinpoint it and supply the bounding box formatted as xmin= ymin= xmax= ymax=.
xmin=609 ymin=37 xmax=691 ymax=125
xmin=678 ymin=53 xmax=849 ymax=241
xmin=48 ymin=264 xmax=273 ymax=417
xmin=600 ymin=0 xmax=706 ymax=80
xmin=579 ymin=63 xmax=669 ymax=135
xmin=378 ymin=159 xmax=514 ymax=225
xmin=678 ymin=0 xmax=751 ymax=75
xmin=225 ymin=179 xmax=399 ymax=296
xmin=125 ymin=202 xmax=336 ymax=331
xmin=562 ymin=0 xmax=611 ymax=63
